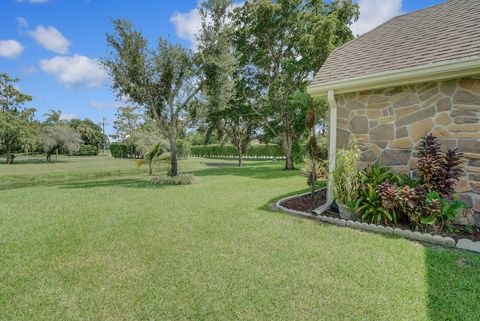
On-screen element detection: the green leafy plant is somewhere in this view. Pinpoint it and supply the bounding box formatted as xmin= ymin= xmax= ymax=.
xmin=355 ymin=183 xmax=393 ymax=224
xmin=421 ymin=191 xmax=465 ymax=233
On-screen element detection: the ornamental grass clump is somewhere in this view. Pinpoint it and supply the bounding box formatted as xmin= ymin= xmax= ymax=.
xmin=151 ymin=174 xmax=198 ymax=185
xmin=333 ymin=142 xmax=361 ymax=206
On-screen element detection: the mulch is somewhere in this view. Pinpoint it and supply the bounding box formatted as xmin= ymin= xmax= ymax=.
xmin=280 ymin=189 xmax=327 ymax=213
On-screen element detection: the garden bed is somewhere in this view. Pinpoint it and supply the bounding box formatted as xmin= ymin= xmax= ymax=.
xmin=275 ymin=191 xmax=480 ymax=254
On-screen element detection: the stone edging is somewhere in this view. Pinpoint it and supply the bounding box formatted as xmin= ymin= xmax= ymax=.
xmin=275 ymin=190 xmax=480 ymax=254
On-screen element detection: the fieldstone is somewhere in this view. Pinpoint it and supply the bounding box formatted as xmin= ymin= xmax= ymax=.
xmin=475 ymin=211 xmax=480 ymax=225
xmin=395 ymin=105 xmax=421 ymax=118
xmin=338 ymin=106 xmax=351 ymax=118
xmin=454 ymin=89 xmax=480 ymax=105
xmin=465 ymin=153 xmax=480 ymax=160
xmin=379 ymin=116 xmax=396 ymax=125
xmin=409 ymin=118 xmax=434 ymax=141
xmin=437 ymin=139 xmax=457 ymax=152
xmin=455 ymin=177 xmax=471 ymax=193
xmin=396 ymin=127 xmax=408 ymax=138
xmin=436 ymin=97 xmax=452 ymax=111
xmin=444 ymin=237 xmax=456 ymax=248
xmin=459 ymin=79 xmax=480 ymax=91
xmin=385 ymin=87 xmax=403 ymax=96
xmin=395 ymin=106 xmax=436 ymax=128
xmin=370 ymin=124 xmax=394 ymax=140
xmin=459 ymin=194 xmax=474 ymax=208
xmin=440 ymin=80 xmax=457 ymax=96
xmin=393 ymin=93 xmax=419 ymax=108
xmin=361 ymin=150 xmax=378 ymax=162
xmin=389 ymin=137 xmax=413 ymax=149
xmin=448 ymin=124 xmax=480 ymax=132
xmin=469 ymin=159 xmax=480 ymax=167
xmin=336 ymin=128 xmax=351 ymax=148
xmin=346 ymin=100 xmax=365 ymax=110
xmin=456 ymin=239 xmax=480 ymax=253
xmin=345 ymin=93 xmax=357 ymax=100
xmin=457 ymin=139 xmax=480 ymax=153
xmin=421 ymin=93 xmax=443 ymax=109
xmin=350 ymin=115 xmax=369 ymax=134
xmin=418 ymin=83 xmax=439 ymax=101
xmin=371 ymin=141 xmax=388 ymax=149
xmin=369 ymin=120 xmax=378 ymax=129
xmin=431 ymin=126 xmax=453 ymax=138
xmin=367 ymin=109 xmax=382 ymax=119
xmin=454 ymin=117 xmax=479 ymax=124
xmin=469 ymin=173 xmax=480 ymax=181
xmin=451 ymin=132 xmax=480 ymax=139
xmin=435 ymin=112 xmax=452 ymax=126
xmin=369 ymin=95 xmax=389 ymax=104
xmin=381 ymin=149 xmax=411 ymax=166
xmin=453 ymin=104 xmax=480 ymax=112
xmin=451 ymin=110 xmax=477 ymax=117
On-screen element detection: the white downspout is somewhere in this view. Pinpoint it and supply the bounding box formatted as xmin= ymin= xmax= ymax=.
xmin=327 ymin=89 xmax=337 ymax=204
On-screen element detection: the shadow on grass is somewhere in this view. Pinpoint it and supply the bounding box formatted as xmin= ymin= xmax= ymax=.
xmin=425 ymin=248 xmax=480 ymax=321
xmin=193 ymin=161 xmax=301 ymax=180
xmin=59 ymin=177 xmax=160 ymax=190
xmin=0 ymin=158 xmax=70 ymax=165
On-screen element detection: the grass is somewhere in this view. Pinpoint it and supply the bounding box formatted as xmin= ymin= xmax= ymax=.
xmin=0 ymin=157 xmax=479 ymax=320
xmin=0 ymin=155 xmax=144 ymax=189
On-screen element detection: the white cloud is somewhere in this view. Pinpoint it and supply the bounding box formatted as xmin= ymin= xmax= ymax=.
xmin=28 ymin=25 xmax=70 ymax=54
xmin=351 ymin=0 xmax=403 ymax=36
xmin=0 ymin=40 xmax=24 ymax=59
xmin=59 ymin=113 xmax=79 ymax=121
xmin=170 ymin=1 xmax=242 ymax=49
xmin=39 ymin=54 xmax=107 ymax=88
xmin=16 ymin=17 xmax=29 ymax=28
xmin=89 ymin=100 xmax=120 ymax=110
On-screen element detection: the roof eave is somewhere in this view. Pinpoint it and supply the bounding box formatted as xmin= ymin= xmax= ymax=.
xmin=307 ymin=56 xmax=480 ymax=97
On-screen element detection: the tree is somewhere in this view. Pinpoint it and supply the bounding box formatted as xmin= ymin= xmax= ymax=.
xmin=196 ymin=0 xmax=237 ymax=145
xmin=39 ymin=125 xmax=82 ymax=162
xmin=0 ymin=73 xmax=35 ymax=164
xmin=291 ymin=91 xmax=327 ymax=200
xmin=69 ymin=118 xmax=106 ymax=149
xmin=44 ymin=109 xmax=62 ymax=125
xmin=103 ymin=20 xmax=202 ymax=177
xmin=232 ymin=0 xmax=359 ymax=169
xmin=111 ymin=106 xmax=143 ymax=142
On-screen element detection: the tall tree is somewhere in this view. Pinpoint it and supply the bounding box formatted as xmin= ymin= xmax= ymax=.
xmin=69 ymin=118 xmax=106 ymax=148
xmin=111 ymin=106 xmax=143 ymax=142
xmin=39 ymin=125 xmax=82 ymax=162
xmin=232 ymin=0 xmax=359 ymax=169
xmin=196 ymin=0 xmax=237 ymax=145
xmin=0 ymin=73 xmax=36 ymax=164
xmin=103 ymin=20 xmax=202 ymax=177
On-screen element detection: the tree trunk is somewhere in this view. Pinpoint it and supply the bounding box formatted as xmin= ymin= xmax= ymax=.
xmin=169 ymin=118 xmax=179 ymax=177
xmin=237 ymin=144 xmax=242 ymax=167
xmin=283 ymin=133 xmax=294 ymax=170
xmin=5 ymin=145 xmax=13 ymax=164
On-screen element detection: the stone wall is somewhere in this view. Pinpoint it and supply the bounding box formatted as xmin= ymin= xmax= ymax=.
xmin=335 ymin=78 xmax=480 ymax=225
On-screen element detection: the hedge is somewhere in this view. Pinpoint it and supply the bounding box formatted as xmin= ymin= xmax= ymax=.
xmin=110 ymin=143 xmax=139 ymax=158
xmin=191 ymin=144 xmax=284 ymax=159
xmin=74 ymin=145 xmax=99 ymax=156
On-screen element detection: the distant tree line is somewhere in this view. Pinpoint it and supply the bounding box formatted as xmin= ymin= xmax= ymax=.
xmin=0 ymin=73 xmax=107 ymax=164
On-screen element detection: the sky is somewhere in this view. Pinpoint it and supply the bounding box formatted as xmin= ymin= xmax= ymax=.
xmin=0 ymin=0 xmax=446 ymax=136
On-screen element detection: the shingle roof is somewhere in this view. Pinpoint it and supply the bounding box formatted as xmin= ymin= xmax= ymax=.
xmin=311 ymin=0 xmax=480 ymax=86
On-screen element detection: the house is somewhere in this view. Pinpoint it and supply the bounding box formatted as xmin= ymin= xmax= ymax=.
xmin=308 ymin=0 xmax=480 ymax=225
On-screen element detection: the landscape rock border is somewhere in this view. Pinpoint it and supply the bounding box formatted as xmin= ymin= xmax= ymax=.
xmin=275 ymin=190 xmax=480 ymax=254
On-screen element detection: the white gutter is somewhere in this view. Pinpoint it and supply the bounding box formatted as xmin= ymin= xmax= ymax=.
xmin=326 ymin=89 xmax=337 ymax=204
xmin=308 ymin=56 xmax=480 ymax=97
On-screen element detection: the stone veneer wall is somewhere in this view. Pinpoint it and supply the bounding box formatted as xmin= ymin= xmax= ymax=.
xmin=335 ymin=78 xmax=480 ymax=225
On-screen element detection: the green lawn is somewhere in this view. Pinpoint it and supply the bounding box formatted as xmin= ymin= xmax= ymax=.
xmin=0 ymin=155 xmax=143 ymax=189
xmin=0 ymin=157 xmax=479 ymax=320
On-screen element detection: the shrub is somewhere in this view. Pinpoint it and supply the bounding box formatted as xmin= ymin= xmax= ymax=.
xmin=74 ymin=145 xmax=99 ymax=156
xmin=191 ymin=144 xmax=284 ymax=159
xmin=110 ymin=142 xmax=131 ymax=158
xmin=151 ymin=174 xmax=198 ymax=185
xmin=177 ymin=139 xmax=191 ymax=159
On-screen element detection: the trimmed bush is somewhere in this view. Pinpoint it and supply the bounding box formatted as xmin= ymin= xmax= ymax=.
xmin=177 ymin=139 xmax=191 ymax=159
xmin=74 ymin=145 xmax=99 ymax=156
xmin=110 ymin=143 xmax=139 ymax=158
xmin=151 ymin=174 xmax=198 ymax=185
xmin=191 ymin=144 xmax=284 ymax=159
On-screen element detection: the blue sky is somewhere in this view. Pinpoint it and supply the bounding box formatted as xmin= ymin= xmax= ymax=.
xmin=0 ymin=0 xmax=445 ymax=135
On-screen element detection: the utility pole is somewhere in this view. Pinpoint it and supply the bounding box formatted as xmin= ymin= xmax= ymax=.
xmin=102 ymin=117 xmax=106 ymax=156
